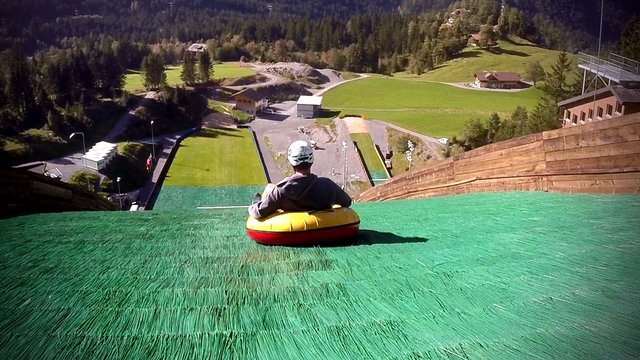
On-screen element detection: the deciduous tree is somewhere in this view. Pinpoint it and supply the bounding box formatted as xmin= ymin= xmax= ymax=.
xmin=525 ymin=60 xmax=546 ymax=87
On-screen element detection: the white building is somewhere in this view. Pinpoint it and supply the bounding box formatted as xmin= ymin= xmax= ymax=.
xmin=83 ymin=141 xmax=117 ymax=171
xmin=296 ymin=96 xmax=323 ymax=118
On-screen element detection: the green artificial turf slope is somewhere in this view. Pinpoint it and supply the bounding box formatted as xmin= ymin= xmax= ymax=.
xmin=1 ymin=192 xmax=639 ymax=359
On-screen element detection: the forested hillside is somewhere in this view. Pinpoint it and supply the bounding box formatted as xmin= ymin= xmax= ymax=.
xmin=1 ymin=0 xmax=637 ymax=54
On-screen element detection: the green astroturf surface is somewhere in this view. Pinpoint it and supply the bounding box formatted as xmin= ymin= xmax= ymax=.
xmin=153 ymin=185 xmax=264 ymax=210
xmin=1 ymin=192 xmax=639 ymax=359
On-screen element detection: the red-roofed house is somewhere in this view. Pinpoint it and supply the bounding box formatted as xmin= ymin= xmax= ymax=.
xmin=474 ymin=71 xmax=522 ymax=89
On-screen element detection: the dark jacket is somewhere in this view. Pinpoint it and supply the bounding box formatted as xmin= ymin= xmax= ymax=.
xmin=248 ymin=173 xmax=352 ymax=219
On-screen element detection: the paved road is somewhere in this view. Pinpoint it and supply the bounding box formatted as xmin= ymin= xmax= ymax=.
xmin=246 ymin=69 xmax=370 ymax=194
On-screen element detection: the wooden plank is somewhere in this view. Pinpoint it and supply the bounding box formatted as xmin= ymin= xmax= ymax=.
xmin=458 ymin=134 xmax=541 ymax=159
xmin=543 ymin=113 xmax=640 ymax=139
xmin=545 ymin=140 xmax=640 ymax=162
xmin=548 ymin=172 xmax=640 ymax=181
xmin=455 ymin=153 xmax=546 ymax=176
xmin=546 ymin=154 xmax=640 ymax=173
xmin=32 ymin=181 xmax=73 ymax=200
xmin=456 ymin=141 xmax=544 ymax=165
xmin=550 ymin=124 xmax=640 ymax=151
xmin=543 ymin=136 xmax=565 ymax=152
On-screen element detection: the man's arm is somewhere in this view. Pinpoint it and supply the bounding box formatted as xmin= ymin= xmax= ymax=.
xmin=334 ymin=183 xmax=352 ymax=208
xmin=248 ymin=188 xmax=282 ymax=219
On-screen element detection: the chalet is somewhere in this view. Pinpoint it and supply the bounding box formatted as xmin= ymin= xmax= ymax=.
xmin=232 ymin=88 xmax=267 ymax=115
xmin=474 ymin=71 xmax=522 ymax=89
xmin=187 ymin=43 xmax=207 ymax=53
xmin=296 ymin=96 xmax=323 ymax=118
xmin=468 ymin=33 xmax=495 ymax=47
xmin=558 ymin=85 xmax=640 ymax=127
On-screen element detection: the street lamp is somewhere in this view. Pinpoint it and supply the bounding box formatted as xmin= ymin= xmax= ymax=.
xmin=342 ymin=141 xmax=348 ymax=190
xmin=69 ymin=132 xmax=86 ymax=166
xmin=150 ymin=120 xmax=155 ymax=160
xmin=116 ymin=176 xmax=122 ymax=210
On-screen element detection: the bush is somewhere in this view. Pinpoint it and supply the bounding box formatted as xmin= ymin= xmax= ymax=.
xmin=101 ymin=142 xmax=152 ymax=192
xmin=69 ymin=170 xmax=101 ymax=192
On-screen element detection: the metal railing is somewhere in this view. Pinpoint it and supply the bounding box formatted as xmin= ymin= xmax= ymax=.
xmin=578 ymin=52 xmax=640 ymax=82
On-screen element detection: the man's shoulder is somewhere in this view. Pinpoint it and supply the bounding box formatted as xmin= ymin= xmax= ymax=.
xmin=315 ymin=176 xmax=339 ymax=187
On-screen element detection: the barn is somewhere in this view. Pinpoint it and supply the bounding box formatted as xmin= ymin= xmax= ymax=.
xmin=296 ymin=95 xmax=323 ymax=118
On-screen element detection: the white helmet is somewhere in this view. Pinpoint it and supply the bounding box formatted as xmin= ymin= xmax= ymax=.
xmin=287 ymin=140 xmax=314 ymax=166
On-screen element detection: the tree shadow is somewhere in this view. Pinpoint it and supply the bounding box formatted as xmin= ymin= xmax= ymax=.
xmin=459 ymin=50 xmax=483 ymax=58
xmin=48 ymin=157 xmax=76 ymax=165
xmin=195 ymin=128 xmax=243 ymax=139
xmin=321 ymin=109 xmax=341 ymax=118
xmin=492 ymin=47 xmax=530 ymax=57
xmin=257 ymin=113 xmax=289 ymax=122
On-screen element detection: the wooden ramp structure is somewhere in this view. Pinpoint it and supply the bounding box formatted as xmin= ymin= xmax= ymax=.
xmin=0 ymin=168 xmax=117 ymax=218
xmin=358 ymin=113 xmax=640 ymax=202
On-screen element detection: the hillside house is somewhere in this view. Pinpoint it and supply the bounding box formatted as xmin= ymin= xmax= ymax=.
xmin=187 ymin=43 xmax=207 ymax=53
xmin=468 ymin=33 xmax=496 ymax=47
xmin=558 ymin=85 xmax=640 ymax=127
xmin=474 ymin=71 xmax=522 ymax=89
xmin=232 ymin=88 xmax=267 ymax=115
xmin=296 ymin=96 xmax=323 ymax=118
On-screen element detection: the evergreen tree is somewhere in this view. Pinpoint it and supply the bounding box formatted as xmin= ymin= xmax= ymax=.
xmin=619 ymin=16 xmax=640 ymax=61
xmin=1 ymin=48 xmax=39 ymax=130
xmin=141 ymin=53 xmax=167 ymax=90
xmin=196 ymin=51 xmax=212 ymax=83
xmin=542 ymin=51 xmax=575 ymax=103
xmin=486 ymin=113 xmax=502 ymax=144
xmin=180 ymin=51 xmax=196 ymax=85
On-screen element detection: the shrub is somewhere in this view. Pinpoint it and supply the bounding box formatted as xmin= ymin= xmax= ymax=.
xmin=69 ymin=170 xmax=101 ymax=192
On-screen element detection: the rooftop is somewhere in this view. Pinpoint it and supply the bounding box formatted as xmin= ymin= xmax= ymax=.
xmin=475 ymin=71 xmax=521 ymax=82
xmin=558 ymin=85 xmax=640 ymax=107
xmin=232 ymin=88 xmax=265 ymax=102
xmin=297 ymin=95 xmax=323 ymax=106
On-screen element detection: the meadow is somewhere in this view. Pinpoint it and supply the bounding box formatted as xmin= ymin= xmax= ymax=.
xmin=162 ymin=128 xmax=265 ymax=186
xmin=322 ymin=77 xmax=543 ymax=138
xmin=124 ymin=62 xmax=256 ymax=93
xmin=396 ymin=35 xmax=577 ymax=83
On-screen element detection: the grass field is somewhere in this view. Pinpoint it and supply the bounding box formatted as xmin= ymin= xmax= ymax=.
xmin=322 ymin=77 xmax=543 ymax=138
xmin=163 ymin=128 xmax=265 ymax=186
xmin=124 ymin=63 xmax=256 ymax=93
xmin=396 ymin=35 xmax=578 ymax=83
xmin=351 ymin=133 xmax=387 ymax=178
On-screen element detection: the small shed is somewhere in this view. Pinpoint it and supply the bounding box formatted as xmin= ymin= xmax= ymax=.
xmin=296 ymin=96 xmax=323 ymax=118
xmin=232 ymin=88 xmax=267 ymax=115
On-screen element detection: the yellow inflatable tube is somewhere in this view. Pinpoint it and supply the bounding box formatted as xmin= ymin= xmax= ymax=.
xmin=246 ymin=207 xmax=360 ymax=245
